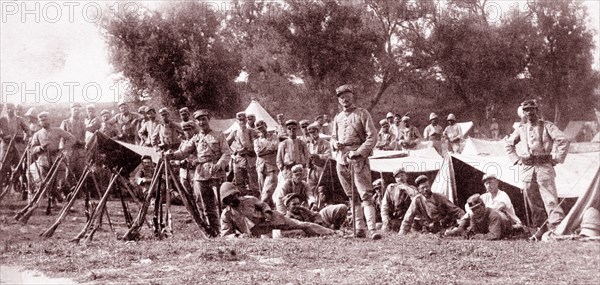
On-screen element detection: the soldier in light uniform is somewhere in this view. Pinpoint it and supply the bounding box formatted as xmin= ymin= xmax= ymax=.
xmin=423 ymin=112 xmax=443 ymax=154
xmin=443 ymin=113 xmax=462 ymax=153
xmin=276 ymin=120 xmax=310 ymax=180
xmin=131 ymin=106 xmax=148 ymax=145
xmin=505 ymin=100 xmax=569 ymax=239
xmin=60 ymin=103 xmax=87 ymax=183
xmin=110 ymin=101 xmax=141 ymax=144
xmin=84 ymin=104 xmax=101 ymax=144
xmin=179 ymin=107 xmax=197 ymax=132
xmin=246 ymin=114 xmax=256 ymax=129
xmin=396 ymin=116 xmax=421 ymax=150
xmin=330 ymin=84 xmax=381 ymax=240
xmin=253 ymin=119 xmax=279 ymax=207
xmin=227 ymin=112 xmax=259 ymax=197
xmin=385 ymin=112 xmax=395 ymax=126
xmin=30 ymin=112 xmax=75 ymax=200
xmin=99 ymin=110 xmax=119 ymax=139
xmin=151 ymin=108 xmax=183 ymax=151
xmin=177 ymin=121 xmax=199 ymax=208
xmin=23 ymin=108 xmax=41 ymax=133
xmin=375 ymin=119 xmax=397 ymax=150
xmin=138 ymin=108 xmax=158 ymax=147
xmin=305 ymin=122 xmax=331 ymax=192
xmin=275 ymin=113 xmax=286 ymax=137
xmin=166 ymin=109 xmax=231 ymax=234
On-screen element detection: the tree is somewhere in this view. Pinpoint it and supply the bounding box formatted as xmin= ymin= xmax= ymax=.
xmin=526 ymin=0 xmax=600 ymax=124
xmin=101 ymin=1 xmax=242 ymax=115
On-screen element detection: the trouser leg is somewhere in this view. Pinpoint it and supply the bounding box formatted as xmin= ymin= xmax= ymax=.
xmin=523 ymin=181 xmax=547 ymax=228
xmin=537 ymin=178 xmax=564 ymax=230
xmin=246 ymin=157 xmax=259 ymax=196
xmin=194 ymin=180 xmax=220 ymax=233
xmin=260 ymin=171 xmax=277 ymax=208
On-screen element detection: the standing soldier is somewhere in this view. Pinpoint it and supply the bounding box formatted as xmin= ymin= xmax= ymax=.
xmin=246 ymin=114 xmax=257 ymax=129
xmin=253 ymin=119 xmax=279 ymax=207
xmin=330 ymin=84 xmax=381 ymax=240
xmin=276 ymin=120 xmax=310 ymax=180
xmin=443 ymin=113 xmax=462 ymax=153
xmin=375 ymin=119 xmax=397 ymax=150
xmin=397 ymin=116 xmax=421 ymax=150
xmin=505 ymin=100 xmax=569 ymax=240
xmin=385 ymin=112 xmax=395 ymax=126
xmin=177 ymin=122 xmax=199 ymax=207
xmin=179 ymin=107 xmax=197 ymax=131
xmin=166 ymin=110 xmax=230 ymax=234
xmin=131 ymin=106 xmax=148 ymax=145
xmin=30 ymin=112 xmax=75 ymax=201
xmin=321 ymin=114 xmax=331 ymax=136
xmin=84 ymin=104 xmax=101 ymax=144
xmin=152 ymin=108 xmax=183 ymax=151
xmin=23 ymin=108 xmax=41 ymax=134
xmin=423 ymin=113 xmax=443 ymax=154
xmin=138 ymin=108 xmax=158 ymax=147
xmin=110 ymin=101 xmax=141 ymax=144
xmin=299 ymin=120 xmax=311 ymax=143
xmin=99 ymin=110 xmax=119 ymax=139
xmin=1 ymin=103 xmax=30 ymax=159
xmin=275 ymin=113 xmax=286 ymax=137
xmin=226 ymin=112 xmax=259 ymax=197
xmin=490 ymin=118 xmax=500 ymax=140
xmin=60 ymin=103 xmax=87 ymax=184
xmin=305 ymin=122 xmax=331 ymax=191
xmin=315 ymin=115 xmax=325 ymax=134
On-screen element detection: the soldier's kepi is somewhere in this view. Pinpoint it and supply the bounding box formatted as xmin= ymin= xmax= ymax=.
xmin=330 ymin=84 xmax=382 ymax=240
xmin=505 ymin=99 xmax=570 ymax=240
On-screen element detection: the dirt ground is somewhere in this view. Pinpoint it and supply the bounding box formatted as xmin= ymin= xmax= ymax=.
xmin=1 ymin=196 xmax=599 ymax=285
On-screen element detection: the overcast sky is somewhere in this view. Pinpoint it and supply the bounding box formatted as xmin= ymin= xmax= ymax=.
xmin=1 ymin=0 xmax=598 ymax=105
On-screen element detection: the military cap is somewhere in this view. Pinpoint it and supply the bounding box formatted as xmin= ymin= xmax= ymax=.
xmin=415 ymin=175 xmax=429 ymax=186
xmin=117 ymin=100 xmax=128 ymax=107
xmin=393 ymin=167 xmax=406 ymax=177
xmin=285 ymin=119 xmax=298 ymax=127
xmin=236 ymin=111 xmax=246 ymax=117
xmin=141 ymin=155 xmax=152 ymax=161
xmin=179 ymin=107 xmax=190 ymax=114
xmin=482 ymin=173 xmax=498 ymax=182
xmin=146 ymin=108 xmax=156 ymax=114
xmin=37 ymin=111 xmax=50 ymax=119
xmin=299 ymin=119 xmax=310 ymax=127
xmin=158 ymin=107 xmax=169 ymax=114
xmin=100 ymin=109 xmax=110 ymax=116
xmin=291 ymin=164 xmax=304 ymax=173
xmin=386 ymin=112 xmax=395 ymax=119
xmin=255 ymin=119 xmax=266 ymax=126
xmin=315 ymin=115 xmax=323 ymax=121
xmin=401 ymin=116 xmax=410 ymax=122
xmin=379 ymin=119 xmax=389 ymax=126
xmin=220 ymin=182 xmax=241 ymax=203
xmin=70 ymin=102 xmax=81 ymax=109
xmin=466 ymin=194 xmax=484 ymax=209
xmin=138 ymin=106 xmax=147 ymax=113
xmin=247 ymin=113 xmax=256 ymax=118
xmin=335 ymin=84 xmax=354 ymax=96
xmin=283 ymin=193 xmax=302 ymax=207
xmin=277 ymin=113 xmax=284 ymax=118
xmin=307 ymin=122 xmax=320 ymax=131
xmin=181 ymin=121 xmax=196 ymax=130
xmin=521 ymin=100 xmax=538 ymax=110
xmin=193 ymin=109 xmax=210 ymax=118
xmin=86 ymin=104 xmax=96 ymax=110
xmin=447 ymin=113 xmax=456 ymax=121
xmin=429 ymin=113 xmax=438 ymax=121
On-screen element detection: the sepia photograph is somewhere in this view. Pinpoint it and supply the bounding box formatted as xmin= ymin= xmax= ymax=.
xmin=1 ymin=0 xmax=599 ymax=284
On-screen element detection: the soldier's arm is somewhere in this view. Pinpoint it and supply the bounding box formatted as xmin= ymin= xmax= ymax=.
xmin=150 ymin=125 xmax=161 ymax=148
xmin=137 ymin=122 xmax=147 ymax=141
xmin=85 ymin=117 xmax=101 ymax=134
xmin=546 ymin=122 xmax=570 ymax=163
xmin=439 ymin=194 xmax=466 ymax=219
xmin=304 ymin=182 xmax=317 ymax=208
xmin=172 ymin=136 xmax=196 ymax=160
xmin=318 ymin=140 xmax=332 ymax=159
xmin=30 ymin=132 xmax=43 ymax=154
xmin=59 ymin=128 xmax=76 ymax=149
xmin=399 ymin=198 xmax=418 ymax=234
xmin=216 ymin=133 xmax=232 ymax=171
xmin=220 ymin=211 xmax=241 ymax=238
xmin=226 ymin=130 xmax=236 ymax=146
xmin=413 ymin=127 xmax=422 ymax=139
xmin=19 ymin=118 xmax=31 ymax=138
xmin=504 ymin=128 xmax=522 ymax=164
xmin=276 ymin=142 xmax=285 ymax=170
xmin=356 ymin=109 xmax=377 ymax=157
xmin=330 ymin=116 xmax=338 ymax=149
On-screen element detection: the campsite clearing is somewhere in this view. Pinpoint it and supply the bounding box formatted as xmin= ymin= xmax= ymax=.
xmin=1 ymin=198 xmax=599 ymax=285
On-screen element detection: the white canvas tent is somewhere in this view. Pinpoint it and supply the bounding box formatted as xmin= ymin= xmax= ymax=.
xmin=369 ymin=148 xmax=443 ymax=173
xmin=224 ymin=100 xmax=278 ymax=134
xmin=456 ymin=121 xmax=474 ymax=137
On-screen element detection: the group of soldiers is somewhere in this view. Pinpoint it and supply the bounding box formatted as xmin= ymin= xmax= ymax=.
xmin=0 ymin=86 xmax=572 ymax=241
xmin=375 ymin=111 xmax=463 ymax=154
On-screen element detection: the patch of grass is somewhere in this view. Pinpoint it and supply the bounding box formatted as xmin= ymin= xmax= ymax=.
xmin=1 ymin=198 xmax=600 ymax=285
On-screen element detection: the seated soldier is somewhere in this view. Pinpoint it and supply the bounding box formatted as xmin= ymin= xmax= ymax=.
xmin=445 ymin=194 xmax=514 ymax=240
xmin=219 ymin=182 xmax=335 ymax=238
xmin=284 ymin=193 xmax=348 ymax=230
xmin=475 ymin=173 xmax=522 ymax=227
xmin=133 ymin=155 xmax=155 ymax=199
xmin=381 ymin=168 xmax=418 ymax=232
xmin=399 ymin=175 xmax=465 ymax=235
xmin=272 ymin=164 xmax=316 ymax=213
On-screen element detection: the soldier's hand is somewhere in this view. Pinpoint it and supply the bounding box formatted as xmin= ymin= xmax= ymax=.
xmin=348 ymin=151 xmax=361 ymax=159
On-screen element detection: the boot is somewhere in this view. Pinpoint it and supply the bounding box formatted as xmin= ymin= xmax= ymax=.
xmin=363 ymin=202 xmax=382 ymax=240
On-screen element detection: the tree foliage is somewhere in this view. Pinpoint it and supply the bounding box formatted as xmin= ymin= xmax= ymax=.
xmin=101 ymin=1 xmax=242 ymax=115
